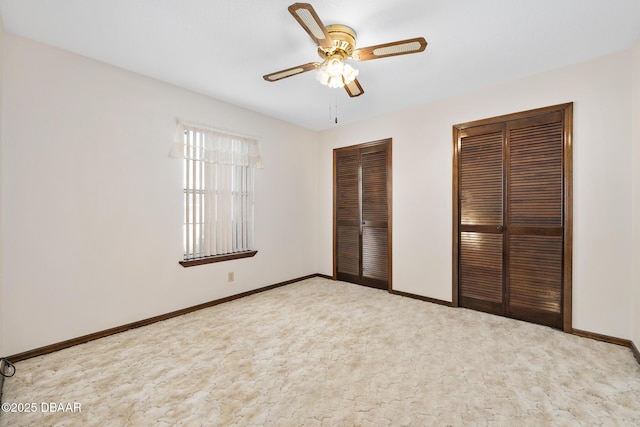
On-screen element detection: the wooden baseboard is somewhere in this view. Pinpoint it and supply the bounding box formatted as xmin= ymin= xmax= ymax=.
xmin=632 ymin=340 xmax=640 ymax=365
xmin=572 ymin=329 xmax=640 ymax=366
xmin=571 ymin=328 xmax=631 ymax=348
xmin=6 ymin=273 xmax=323 ymax=364
xmin=390 ymin=289 xmax=452 ymax=307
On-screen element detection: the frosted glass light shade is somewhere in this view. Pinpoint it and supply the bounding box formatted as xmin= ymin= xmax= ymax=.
xmin=315 ymin=56 xmax=359 ymax=89
xmin=342 ymin=64 xmax=359 ymax=85
xmin=326 ymin=56 xmax=344 ymax=77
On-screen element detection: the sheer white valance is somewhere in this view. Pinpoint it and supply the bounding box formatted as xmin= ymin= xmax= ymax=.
xmin=170 ymin=122 xmax=263 ymax=168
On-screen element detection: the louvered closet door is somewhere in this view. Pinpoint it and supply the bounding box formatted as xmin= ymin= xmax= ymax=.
xmin=360 ymin=145 xmax=389 ymax=288
xmin=455 ymin=104 xmax=571 ymax=331
xmin=335 ymin=148 xmax=361 ymax=283
xmin=458 ymin=124 xmax=506 ymax=315
xmin=506 ymin=112 xmax=564 ymax=328
xmin=334 ymin=140 xmax=391 ymax=290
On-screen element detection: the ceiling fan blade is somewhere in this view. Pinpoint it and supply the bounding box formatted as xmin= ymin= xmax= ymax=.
xmin=344 ymin=78 xmax=364 ymax=97
xmin=263 ymin=63 xmax=318 ymax=82
xmin=288 ymin=3 xmax=334 ymax=49
xmin=353 ymin=37 xmax=427 ymax=61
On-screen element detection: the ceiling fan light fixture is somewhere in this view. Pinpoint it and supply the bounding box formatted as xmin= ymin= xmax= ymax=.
xmin=316 ymin=55 xmax=359 ymax=88
xmin=327 ymin=75 xmax=344 ymax=88
xmin=326 ymin=55 xmax=344 ymax=77
xmin=315 ymin=62 xmax=331 ymax=85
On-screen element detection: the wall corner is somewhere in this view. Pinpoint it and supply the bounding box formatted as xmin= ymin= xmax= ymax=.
xmin=631 ymin=34 xmax=640 ymax=356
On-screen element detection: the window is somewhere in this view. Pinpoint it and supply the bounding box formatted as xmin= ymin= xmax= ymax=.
xmin=172 ymin=122 xmax=261 ymax=266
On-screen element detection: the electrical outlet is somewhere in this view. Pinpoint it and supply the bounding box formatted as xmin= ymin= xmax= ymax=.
xmin=228 ymin=272 xmax=234 ymax=282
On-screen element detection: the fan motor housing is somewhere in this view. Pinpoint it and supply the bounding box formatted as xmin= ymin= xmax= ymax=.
xmin=318 ymin=24 xmax=357 ymax=59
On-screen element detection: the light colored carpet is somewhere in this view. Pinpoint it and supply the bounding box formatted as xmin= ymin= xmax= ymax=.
xmin=1 ymin=277 xmax=639 ymax=426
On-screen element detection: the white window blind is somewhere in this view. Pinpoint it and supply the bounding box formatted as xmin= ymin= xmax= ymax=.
xmin=171 ymin=122 xmax=262 ymax=260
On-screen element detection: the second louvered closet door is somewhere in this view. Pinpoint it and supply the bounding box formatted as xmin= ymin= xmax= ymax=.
xmin=458 ymin=124 xmax=505 ymax=316
xmin=456 ymin=105 xmax=571 ymax=330
xmin=506 ymin=112 xmax=564 ymax=328
xmin=334 ymin=140 xmax=391 ymax=290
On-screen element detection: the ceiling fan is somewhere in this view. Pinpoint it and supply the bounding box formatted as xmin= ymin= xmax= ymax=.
xmin=263 ymin=3 xmax=428 ymax=97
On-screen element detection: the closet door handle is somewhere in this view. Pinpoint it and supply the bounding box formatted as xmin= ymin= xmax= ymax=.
xmin=496 ymin=225 xmax=504 ymax=232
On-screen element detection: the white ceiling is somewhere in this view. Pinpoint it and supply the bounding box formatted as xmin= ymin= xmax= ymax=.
xmin=1 ymin=0 xmax=640 ymax=131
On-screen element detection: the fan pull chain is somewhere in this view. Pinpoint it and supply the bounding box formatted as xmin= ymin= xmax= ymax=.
xmin=329 ymin=91 xmax=339 ymax=124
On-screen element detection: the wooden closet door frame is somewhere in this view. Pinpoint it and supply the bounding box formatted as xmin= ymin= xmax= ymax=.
xmin=333 ymin=138 xmax=393 ymax=291
xmin=452 ymin=103 xmax=573 ymax=332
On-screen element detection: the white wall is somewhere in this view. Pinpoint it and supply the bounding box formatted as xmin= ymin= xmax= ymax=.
xmin=1 ymin=34 xmax=319 ymax=356
xmin=318 ymin=50 xmax=634 ymax=339
xmin=632 ymin=36 xmax=640 ymax=351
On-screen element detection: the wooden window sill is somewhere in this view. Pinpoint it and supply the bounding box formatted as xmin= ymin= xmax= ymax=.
xmin=179 ymin=250 xmax=258 ymax=267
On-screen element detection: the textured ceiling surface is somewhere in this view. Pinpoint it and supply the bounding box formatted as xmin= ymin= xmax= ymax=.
xmin=1 ymin=0 xmax=640 ymax=130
